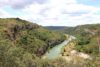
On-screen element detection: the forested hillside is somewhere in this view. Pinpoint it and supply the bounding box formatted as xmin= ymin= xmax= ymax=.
xmin=61 ymin=24 xmax=100 ymax=55
xmin=46 ymin=24 xmax=100 ymax=55
xmin=0 ymin=18 xmax=65 ymax=67
xmin=46 ymin=24 xmax=100 ymax=66
xmin=0 ymin=18 xmax=100 ymax=67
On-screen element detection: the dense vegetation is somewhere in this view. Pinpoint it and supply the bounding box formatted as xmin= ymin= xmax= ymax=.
xmin=0 ymin=18 xmax=100 ymax=67
xmin=0 ymin=18 xmax=66 ymax=67
xmin=71 ymin=24 xmax=100 ymax=67
xmin=46 ymin=24 xmax=100 ymax=67
xmin=46 ymin=24 xmax=100 ymax=55
xmin=66 ymin=24 xmax=100 ymax=55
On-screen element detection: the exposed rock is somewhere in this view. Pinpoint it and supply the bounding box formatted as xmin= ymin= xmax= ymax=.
xmin=78 ymin=52 xmax=92 ymax=60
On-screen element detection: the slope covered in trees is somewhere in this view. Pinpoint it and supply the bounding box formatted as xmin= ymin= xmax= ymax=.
xmin=46 ymin=24 xmax=100 ymax=55
xmin=0 ymin=18 xmax=65 ymax=67
xmin=0 ymin=18 xmax=100 ymax=67
xmin=46 ymin=24 xmax=100 ymax=66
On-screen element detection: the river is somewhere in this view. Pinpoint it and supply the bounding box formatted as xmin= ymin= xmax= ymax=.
xmin=43 ymin=34 xmax=75 ymax=59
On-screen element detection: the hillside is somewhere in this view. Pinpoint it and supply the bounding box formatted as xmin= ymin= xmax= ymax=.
xmin=46 ymin=24 xmax=100 ymax=55
xmin=46 ymin=24 xmax=100 ymax=66
xmin=45 ymin=26 xmax=74 ymax=33
xmin=0 ymin=18 xmax=66 ymax=67
xmin=45 ymin=24 xmax=100 ymax=35
xmin=0 ymin=18 xmax=100 ymax=67
xmin=45 ymin=26 xmax=67 ymax=31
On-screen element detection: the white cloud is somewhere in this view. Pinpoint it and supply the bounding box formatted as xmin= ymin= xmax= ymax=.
xmin=22 ymin=0 xmax=100 ymax=26
xmin=0 ymin=0 xmax=47 ymax=9
xmin=0 ymin=0 xmax=100 ymax=26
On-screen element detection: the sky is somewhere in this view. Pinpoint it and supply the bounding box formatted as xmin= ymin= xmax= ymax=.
xmin=0 ymin=0 xmax=100 ymax=26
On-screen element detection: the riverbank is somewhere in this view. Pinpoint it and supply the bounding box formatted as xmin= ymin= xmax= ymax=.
xmin=42 ymin=34 xmax=75 ymax=59
xmin=43 ymin=34 xmax=92 ymax=63
xmin=60 ymin=38 xmax=92 ymax=62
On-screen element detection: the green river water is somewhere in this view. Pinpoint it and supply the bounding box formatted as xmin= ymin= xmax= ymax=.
xmin=44 ymin=35 xmax=75 ymax=59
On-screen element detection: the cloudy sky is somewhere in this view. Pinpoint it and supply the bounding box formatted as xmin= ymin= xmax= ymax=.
xmin=0 ymin=0 xmax=100 ymax=26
